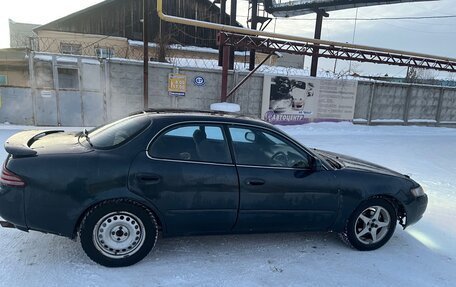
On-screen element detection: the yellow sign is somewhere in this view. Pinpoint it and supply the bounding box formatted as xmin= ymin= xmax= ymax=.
xmin=168 ymin=73 xmax=187 ymax=96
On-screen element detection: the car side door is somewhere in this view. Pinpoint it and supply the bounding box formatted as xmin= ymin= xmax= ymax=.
xmin=227 ymin=125 xmax=339 ymax=233
xmin=128 ymin=123 xmax=239 ymax=236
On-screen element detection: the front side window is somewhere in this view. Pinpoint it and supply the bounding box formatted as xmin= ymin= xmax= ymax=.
xmin=229 ymin=126 xmax=310 ymax=168
xmin=149 ymin=125 xmax=231 ymax=164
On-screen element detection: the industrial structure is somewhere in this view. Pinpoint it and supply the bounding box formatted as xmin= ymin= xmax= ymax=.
xmin=161 ymin=0 xmax=452 ymax=102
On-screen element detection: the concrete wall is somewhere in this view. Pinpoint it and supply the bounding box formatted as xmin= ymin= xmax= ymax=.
xmin=0 ymin=53 xmax=263 ymax=126
xmin=354 ymin=81 xmax=456 ymax=126
xmin=107 ymin=60 xmax=263 ymax=121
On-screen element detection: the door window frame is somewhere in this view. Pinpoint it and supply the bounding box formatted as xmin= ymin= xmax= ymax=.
xmin=145 ymin=120 xmax=326 ymax=170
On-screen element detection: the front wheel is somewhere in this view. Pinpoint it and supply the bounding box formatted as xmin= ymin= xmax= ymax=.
xmin=79 ymin=199 xmax=158 ymax=267
xmin=341 ymin=198 xmax=397 ymax=251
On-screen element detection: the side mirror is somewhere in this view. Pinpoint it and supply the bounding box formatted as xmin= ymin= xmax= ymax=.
xmin=310 ymin=157 xmax=322 ymax=171
xmin=245 ymin=132 xmax=256 ymax=142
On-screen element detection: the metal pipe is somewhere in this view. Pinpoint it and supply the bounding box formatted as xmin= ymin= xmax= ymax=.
xmin=249 ymin=0 xmax=259 ymax=71
xmin=227 ymin=53 xmax=273 ymax=100
xmin=156 ymin=0 xmax=456 ymax=63
xmin=218 ymin=0 xmax=227 ymax=66
xmin=229 ymin=0 xmax=237 ymax=70
xmin=221 ymin=44 xmax=230 ymax=102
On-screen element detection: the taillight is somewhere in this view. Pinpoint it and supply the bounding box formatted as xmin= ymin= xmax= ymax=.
xmin=0 ymin=165 xmax=26 ymax=187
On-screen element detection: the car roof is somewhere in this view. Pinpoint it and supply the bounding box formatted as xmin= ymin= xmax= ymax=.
xmin=131 ymin=109 xmax=274 ymax=129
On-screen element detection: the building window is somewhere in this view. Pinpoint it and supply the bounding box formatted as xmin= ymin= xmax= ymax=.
xmin=58 ymin=68 xmax=79 ymax=90
xmin=95 ymin=47 xmax=114 ymax=59
xmin=0 ymin=75 xmax=7 ymax=86
xmin=60 ymin=43 xmax=82 ymax=55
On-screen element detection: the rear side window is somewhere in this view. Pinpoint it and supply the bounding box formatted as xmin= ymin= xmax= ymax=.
xmin=149 ymin=124 xmax=231 ymax=164
xmin=88 ymin=115 xmax=151 ymax=149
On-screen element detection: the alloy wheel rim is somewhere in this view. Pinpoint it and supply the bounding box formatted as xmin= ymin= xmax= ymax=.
xmin=354 ymin=205 xmax=391 ymax=245
xmin=93 ymin=211 xmax=146 ymax=259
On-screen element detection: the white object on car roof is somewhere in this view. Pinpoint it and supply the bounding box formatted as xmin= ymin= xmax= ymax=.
xmin=210 ymin=103 xmax=241 ymax=113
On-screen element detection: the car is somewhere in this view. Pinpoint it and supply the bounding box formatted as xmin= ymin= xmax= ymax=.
xmin=0 ymin=109 xmax=428 ymax=267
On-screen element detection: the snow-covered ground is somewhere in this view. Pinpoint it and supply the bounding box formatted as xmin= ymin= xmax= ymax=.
xmin=0 ymin=122 xmax=455 ymax=287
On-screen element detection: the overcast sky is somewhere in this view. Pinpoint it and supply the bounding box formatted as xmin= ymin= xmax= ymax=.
xmin=1 ymin=0 xmax=455 ymax=77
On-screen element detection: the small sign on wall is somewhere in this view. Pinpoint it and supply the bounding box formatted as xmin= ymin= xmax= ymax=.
xmin=193 ymin=76 xmax=206 ymax=87
xmin=41 ymin=90 xmax=54 ymax=98
xmin=168 ymin=73 xmax=187 ymax=97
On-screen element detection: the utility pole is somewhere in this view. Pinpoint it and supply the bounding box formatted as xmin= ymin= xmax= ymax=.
xmin=310 ymin=9 xmax=328 ymax=77
xmin=143 ymin=0 xmax=150 ymax=109
xmin=348 ymin=8 xmax=359 ymax=74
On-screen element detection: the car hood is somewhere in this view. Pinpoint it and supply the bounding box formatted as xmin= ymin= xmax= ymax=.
xmin=314 ymin=149 xmax=408 ymax=178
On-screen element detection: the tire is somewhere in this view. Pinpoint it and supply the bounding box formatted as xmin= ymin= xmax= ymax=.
xmin=79 ymin=199 xmax=158 ymax=267
xmin=340 ymin=198 xmax=397 ymax=251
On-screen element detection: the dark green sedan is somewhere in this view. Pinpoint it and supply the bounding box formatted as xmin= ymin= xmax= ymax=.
xmin=0 ymin=110 xmax=428 ymax=267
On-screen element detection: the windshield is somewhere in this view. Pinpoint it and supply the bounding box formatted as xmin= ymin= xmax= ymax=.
xmin=84 ymin=115 xmax=151 ymax=149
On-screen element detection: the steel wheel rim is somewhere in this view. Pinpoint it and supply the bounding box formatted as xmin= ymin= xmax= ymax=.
xmin=93 ymin=211 xmax=146 ymax=259
xmin=354 ymin=205 xmax=391 ymax=245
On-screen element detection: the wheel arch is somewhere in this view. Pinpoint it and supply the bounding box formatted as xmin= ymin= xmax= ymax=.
xmin=333 ymin=192 xmax=407 ymax=232
xmin=72 ymin=197 xmax=165 ymax=239
xmin=369 ymin=194 xmax=407 ymax=228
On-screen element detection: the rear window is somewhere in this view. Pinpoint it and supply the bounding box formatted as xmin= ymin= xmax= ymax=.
xmin=87 ymin=115 xmax=151 ymax=149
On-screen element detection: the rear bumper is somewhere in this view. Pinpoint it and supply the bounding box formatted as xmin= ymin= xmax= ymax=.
xmin=404 ymin=194 xmax=428 ymax=227
xmin=0 ymin=185 xmax=27 ymax=230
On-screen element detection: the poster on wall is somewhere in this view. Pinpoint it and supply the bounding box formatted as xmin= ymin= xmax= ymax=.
xmin=168 ymin=73 xmax=187 ymax=97
xmin=261 ymin=75 xmax=358 ymax=125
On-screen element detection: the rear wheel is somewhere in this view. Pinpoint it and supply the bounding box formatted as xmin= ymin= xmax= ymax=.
xmin=79 ymin=199 xmax=158 ymax=267
xmin=341 ymin=198 xmax=397 ymax=251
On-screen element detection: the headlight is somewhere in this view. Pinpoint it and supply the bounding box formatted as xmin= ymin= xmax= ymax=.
xmin=410 ymin=186 xmax=425 ymax=197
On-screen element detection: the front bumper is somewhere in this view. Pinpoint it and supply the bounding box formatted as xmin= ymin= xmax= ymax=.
xmin=404 ymin=194 xmax=428 ymax=227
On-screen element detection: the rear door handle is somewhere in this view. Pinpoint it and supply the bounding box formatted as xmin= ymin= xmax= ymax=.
xmin=245 ymin=178 xmax=265 ymax=186
xmin=136 ymin=173 xmax=161 ymax=184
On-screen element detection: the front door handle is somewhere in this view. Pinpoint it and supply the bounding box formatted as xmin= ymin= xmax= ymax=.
xmin=245 ymin=178 xmax=265 ymax=186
